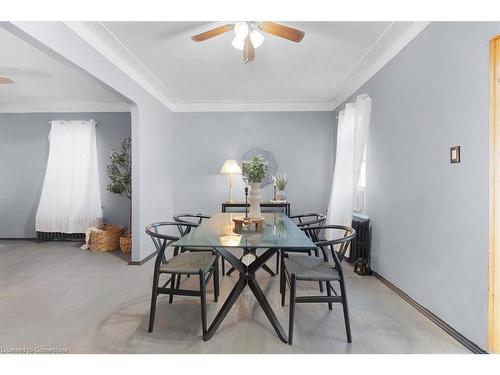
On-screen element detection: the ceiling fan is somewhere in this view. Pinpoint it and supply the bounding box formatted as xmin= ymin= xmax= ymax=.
xmin=191 ymin=22 xmax=305 ymax=64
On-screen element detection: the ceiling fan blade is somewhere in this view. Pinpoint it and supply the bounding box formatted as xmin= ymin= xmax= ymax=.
xmin=243 ymin=36 xmax=255 ymax=64
xmin=191 ymin=24 xmax=234 ymax=42
xmin=0 ymin=76 xmax=14 ymax=84
xmin=0 ymin=67 xmax=52 ymax=79
xmin=260 ymin=22 xmax=305 ymax=42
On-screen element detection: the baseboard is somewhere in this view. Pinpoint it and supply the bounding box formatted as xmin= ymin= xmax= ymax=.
xmin=0 ymin=237 xmax=37 ymax=241
xmin=128 ymin=250 xmax=157 ymax=265
xmin=372 ymin=271 xmax=487 ymax=354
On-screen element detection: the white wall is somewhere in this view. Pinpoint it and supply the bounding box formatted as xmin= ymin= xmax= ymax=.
xmin=172 ymin=111 xmax=335 ymax=216
xmin=336 ymin=22 xmax=500 ymax=349
xmin=2 ymin=22 xmax=174 ymax=262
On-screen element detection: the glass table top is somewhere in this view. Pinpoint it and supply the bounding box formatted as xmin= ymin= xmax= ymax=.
xmin=174 ymin=212 xmax=316 ymax=249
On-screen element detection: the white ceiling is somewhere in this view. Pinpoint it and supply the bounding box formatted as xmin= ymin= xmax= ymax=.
xmin=0 ymin=27 xmax=128 ymax=113
xmin=100 ymin=21 xmax=428 ymax=111
xmin=0 ymin=22 xmax=429 ymax=113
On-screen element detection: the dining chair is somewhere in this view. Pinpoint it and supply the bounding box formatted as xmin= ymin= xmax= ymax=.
xmin=173 ymin=213 xmax=210 ymax=227
xmin=173 ymin=213 xmax=227 ymax=275
xmin=280 ymin=225 xmax=356 ymax=345
xmin=146 ymin=222 xmax=219 ymax=336
xmin=277 ymin=213 xmax=327 ymax=274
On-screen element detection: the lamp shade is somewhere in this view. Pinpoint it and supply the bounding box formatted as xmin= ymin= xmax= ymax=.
xmin=220 ymin=159 xmax=242 ymax=175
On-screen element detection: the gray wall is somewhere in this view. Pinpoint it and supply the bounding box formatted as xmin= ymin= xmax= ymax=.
xmin=6 ymin=22 xmax=176 ymax=262
xmin=336 ymin=22 xmax=500 ymax=349
xmin=172 ymin=112 xmax=335 ymax=216
xmin=0 ymin=112 xmax=131 ymax=238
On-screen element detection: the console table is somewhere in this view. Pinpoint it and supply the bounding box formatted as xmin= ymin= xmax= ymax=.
xmin=222 ymin=201 xmax=290 ymax=216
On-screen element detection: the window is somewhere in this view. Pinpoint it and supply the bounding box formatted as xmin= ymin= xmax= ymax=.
xmin=354 ymin=146 xmax=366 ymax=213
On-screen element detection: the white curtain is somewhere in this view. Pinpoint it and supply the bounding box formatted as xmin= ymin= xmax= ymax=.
xmin=36 ymin=120 xmax=103 ymax=233
xmin=327 ymin=94 xmax=372 ymax=228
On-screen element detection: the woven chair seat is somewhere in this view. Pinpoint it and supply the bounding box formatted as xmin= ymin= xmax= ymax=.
xmin=284 ymin=254 xmax=340 ymax=281
xmin=160 ymin=252 xmax=216 ymax=275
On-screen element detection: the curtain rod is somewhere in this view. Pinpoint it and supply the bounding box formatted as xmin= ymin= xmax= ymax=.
xmin=334 ymin=94 xmax=370 ymax=118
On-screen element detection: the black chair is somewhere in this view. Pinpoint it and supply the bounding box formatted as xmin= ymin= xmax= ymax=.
xmin=290 ymin=213 xmax=327 ymax=238
xmin=173 ymin=213 xmax=226 ymax=275
xmin=146 ymin=222 xmax=219 ymax=336
xmin=280 ymin=225 xmax=356 ymax=345
xmin=173 ymin=213 xmax=210 ymax=227
xmin=277 ymin=213 xmax=327 ymax=274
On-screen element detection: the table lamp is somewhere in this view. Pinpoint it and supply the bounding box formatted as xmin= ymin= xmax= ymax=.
xmin=220 ymin=159 xmax=242 ymax=203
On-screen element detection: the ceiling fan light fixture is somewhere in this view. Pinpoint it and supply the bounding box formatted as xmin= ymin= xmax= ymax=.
xmin=234 ymin=22 xmax=249 ymax=38
xmin=249 ymin=29 xmax=264 ymax=48
xmin=191 ymin=21 xmax=304 ymax=63
xmin=231 ymin=36 xmax=245 ymax=51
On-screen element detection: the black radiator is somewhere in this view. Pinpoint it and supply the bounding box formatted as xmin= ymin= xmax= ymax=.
xmin=348 ymin=213 xmax=371 ymax=274
xmin=36 ymin=231 xmax=85 ymax=241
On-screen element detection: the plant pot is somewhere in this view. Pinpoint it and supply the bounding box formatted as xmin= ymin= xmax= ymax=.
xmin=276 ymin=190 xmax=286 ymax=201
xmin=249 ymin=182 xmax=263 ymax=219
xmin=119 ymin=233 xmax=132 ymax=253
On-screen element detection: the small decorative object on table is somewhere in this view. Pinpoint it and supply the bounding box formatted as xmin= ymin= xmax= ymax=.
xmin=244 ymin=186 xmax=249 ymax=218
xmin=233 ymin=184 xmax=264 ymax=233
xmin=241 ymin=155 xmax=268 ymax=219
xmin=272 ymin=173 xmax=288 ymax=202
xmin=107 ymin=137 xmax=132 ymax=253
xmin=233 ymin=216 xmax=265 ymax=233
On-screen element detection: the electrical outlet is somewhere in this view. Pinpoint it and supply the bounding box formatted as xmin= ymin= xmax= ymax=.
xmin=450 ymin=146 xmax=460 ymax=163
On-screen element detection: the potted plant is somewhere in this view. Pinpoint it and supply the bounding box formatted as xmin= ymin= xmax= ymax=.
xmin=106 ymin=137 xmax=132 ymax=253
xmin=241 ymin=155 xmax=268 ymax=219
xmin=275 ymin=174 xmax=288 ymax=201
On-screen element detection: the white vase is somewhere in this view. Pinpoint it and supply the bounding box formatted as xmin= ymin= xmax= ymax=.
xmin=248 ymin=182 xmax=262 ymax=219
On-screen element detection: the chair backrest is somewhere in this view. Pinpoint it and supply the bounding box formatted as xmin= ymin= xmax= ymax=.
xmin=290 ymin=213 xmax=327 ymax=239
xmin=145 ymin=222 xmax=197 ymax=264
xmin=173 ymin=213 xmax=210 ymax=236
xmin=305 ymin=225 xmax=356 ymax=266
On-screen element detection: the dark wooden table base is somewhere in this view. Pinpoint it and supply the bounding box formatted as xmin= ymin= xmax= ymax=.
xmin=203 ymin=246 xmax=287 ymax=343
xmin=225 ymin=248 xmax=276 ymax=277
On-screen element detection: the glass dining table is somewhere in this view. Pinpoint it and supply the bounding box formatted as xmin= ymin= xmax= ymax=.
xmin=174 ymin=212 xmax=316 ymax=343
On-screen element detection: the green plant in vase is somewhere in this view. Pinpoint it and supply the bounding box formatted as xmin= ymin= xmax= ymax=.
xmin=106 ymin=137 xmax=132 ymax=253
xmin=241 ymin=156 xmax=268 ymax=219
xmin=241 ymin=155 xmax=268 ymax=184
xmin=275 ymin=173 xmax=288 ymax=201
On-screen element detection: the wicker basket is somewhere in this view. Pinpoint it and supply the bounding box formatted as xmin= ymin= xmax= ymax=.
xmin=119 ymin=233 xmax=132 ymax=253
xmin=89 ymin=224 xmax=124 ymax=252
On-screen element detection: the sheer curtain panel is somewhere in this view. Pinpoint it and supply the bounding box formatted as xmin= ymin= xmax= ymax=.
xmin=327 ymin=94 xmax=372 ymax=228
xmin=36 ymin=120 xmax=103 ymax=233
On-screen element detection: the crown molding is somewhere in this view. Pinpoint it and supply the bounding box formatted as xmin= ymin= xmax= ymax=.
xmin=174 ymin=100 xmax=335 ymax=112
xmin=0 ymin=100 xmax=130 ymax=113
xmin=65 ymin=21 xmax=429 ymax=113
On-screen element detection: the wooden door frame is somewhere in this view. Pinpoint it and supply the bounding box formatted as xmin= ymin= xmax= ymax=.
xmin=489 ymin=35 xmax=500 ymax=353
